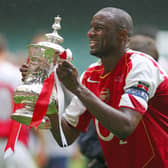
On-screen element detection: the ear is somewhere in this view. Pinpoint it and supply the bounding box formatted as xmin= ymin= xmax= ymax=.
xmin=119 ymin=29 xmax=128 ymax=42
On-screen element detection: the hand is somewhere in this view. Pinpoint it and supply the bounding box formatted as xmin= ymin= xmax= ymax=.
xmin=56 ymin=61 xmax=80 ymax=94
xmin=19 ymin=63 xmax=29 ymax=81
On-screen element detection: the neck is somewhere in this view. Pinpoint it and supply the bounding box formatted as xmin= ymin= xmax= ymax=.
xmin=101 ymin=48 xmax=126 ymax=74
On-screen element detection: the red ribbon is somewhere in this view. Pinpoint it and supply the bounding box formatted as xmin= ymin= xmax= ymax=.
xmin=59 ymin=51 xmax=67 ymax=59
xmin=4 ymin=103 xmax=25 ymax=152
xmin=30 ymin=51 xmax=69 ymax=127
xmin=30 ymin=72 xmax=55 ymax=128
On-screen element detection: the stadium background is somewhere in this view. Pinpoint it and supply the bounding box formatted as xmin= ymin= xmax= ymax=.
xmin=0 ymin=0 xmax=168 ymax=74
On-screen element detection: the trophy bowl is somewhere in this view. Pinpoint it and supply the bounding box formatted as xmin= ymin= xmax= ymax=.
xmin=11 ymin=16 xmax=72 ymax=129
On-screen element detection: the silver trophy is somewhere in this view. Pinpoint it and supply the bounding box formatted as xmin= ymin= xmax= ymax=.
xmin=11 ymin=16 xmax=72 ymax=129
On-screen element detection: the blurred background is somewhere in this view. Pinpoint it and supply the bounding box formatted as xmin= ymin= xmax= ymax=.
xmin=0 ymin=0 xmax=168 ymax=168
xmin=0 ymin=0 xmax=168 ymax=74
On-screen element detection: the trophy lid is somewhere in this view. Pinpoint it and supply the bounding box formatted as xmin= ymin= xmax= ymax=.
xmin=29 ymin=41 xmax=65 ymax=53
xmin=28 ymin=16 xmax=65 ymax=53
xmin=45 ymin=16 xmax=64 ymax=44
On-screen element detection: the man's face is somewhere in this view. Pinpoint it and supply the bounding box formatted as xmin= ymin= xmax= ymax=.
xmin=87 ymin=13 xmax=120 ymax=58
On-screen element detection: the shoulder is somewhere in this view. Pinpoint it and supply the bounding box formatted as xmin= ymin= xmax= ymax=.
xmin=127 ymin=49 xmax=156 ymax=66
xmin=80 ymin=60 xmax=102 ymax=82
xmin=0 ymin=61 xmax=20 ymax=73
xmin=125 ymin=49 xmax=167 ymax=98
xmin=6 ymin=62 xmax=21 ymax=78
xmin=86 ymin=60 xmax=102 ymax=72
xmin=0 ymin=61 xmax=22 ymax=88
xmin=127 ymin=49 xmax=167 ymax=76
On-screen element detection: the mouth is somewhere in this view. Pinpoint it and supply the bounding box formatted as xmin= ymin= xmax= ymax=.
xmin=89 ymin=40 xmax=97 ymax=48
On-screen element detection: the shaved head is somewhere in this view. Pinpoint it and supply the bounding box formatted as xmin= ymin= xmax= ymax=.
xmin=95 ymin=7 xmax=134 ymax=37
xmin=88 ymin=7 xmax=134 ymax=57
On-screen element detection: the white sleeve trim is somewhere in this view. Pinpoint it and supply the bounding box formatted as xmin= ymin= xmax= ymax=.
xmin=119 ymin=93 xmax=148 ymax=111
xmin=125 ymin=54 xmax=165 ymax=98
xmin=63 ymin=96 xmax=86 ymax=127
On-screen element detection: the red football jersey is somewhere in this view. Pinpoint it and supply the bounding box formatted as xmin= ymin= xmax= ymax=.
xmin=0 ymin=62 xmax=30 ymax=146
xmin=64 ymin=49 xmax=168 ymax=167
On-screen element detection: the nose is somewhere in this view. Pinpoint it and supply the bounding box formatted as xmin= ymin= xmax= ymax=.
xmin=87 ymin=28 xmax=95 ymax=37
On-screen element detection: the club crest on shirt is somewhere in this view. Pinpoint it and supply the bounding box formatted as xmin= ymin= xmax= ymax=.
xmin=99 ymin=88 xmax=110 ymax=103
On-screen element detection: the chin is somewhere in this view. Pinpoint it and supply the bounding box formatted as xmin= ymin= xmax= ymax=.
xmin=90 ymin=50 xmax=102 ymax=58
xmin=90 ymin=52 xmax=100 ymax=58
xmin=90 ymin=49 xmax=99 ymax=56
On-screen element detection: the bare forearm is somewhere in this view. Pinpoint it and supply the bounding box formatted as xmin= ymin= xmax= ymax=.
xmin=74 ymin=85 xmax=141 ymax=139
xmin=48 ymin=114 xmax=80 ymax=146
xmin=48 ymin=114 xmax=62 ymax=145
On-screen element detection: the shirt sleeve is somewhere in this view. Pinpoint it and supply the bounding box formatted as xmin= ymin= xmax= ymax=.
xmin=63 ymin=71 xmax=92 ymax=132
xmin=63 ymin=95 xmax=92 ymax=132
xmin=119 ymin=54 xmax=165 ymax=115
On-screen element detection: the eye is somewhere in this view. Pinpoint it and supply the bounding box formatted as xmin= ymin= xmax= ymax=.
xmin=94 ymin=25 xmax=104 ymax=31
xmin=88 ymin=23 xmax=105 ymax=35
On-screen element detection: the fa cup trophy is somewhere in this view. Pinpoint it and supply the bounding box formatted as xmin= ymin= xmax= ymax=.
xmin=11 ymin=16 xmax=72 ymax=129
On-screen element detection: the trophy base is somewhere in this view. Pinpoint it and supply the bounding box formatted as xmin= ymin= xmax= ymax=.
xmin=11 ymin=108 xmax=51 ymax=129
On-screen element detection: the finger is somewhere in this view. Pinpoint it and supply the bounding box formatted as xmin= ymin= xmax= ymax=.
xmin=20 ymin=64 xmax=29 ymax=72
xmin=22 ymin=63 xmax=29 ymax=68
xmin=61 ymin=60 xmax=74 ymax=69
xmin=21 ymin=73 xmax=27 ymax=82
